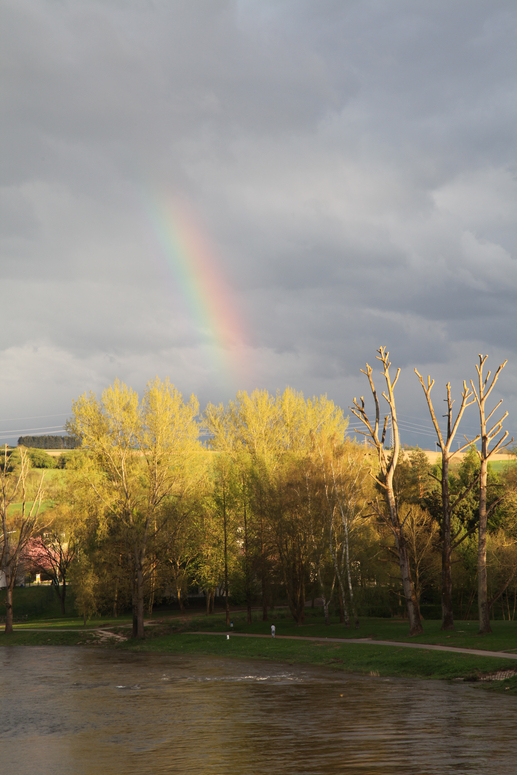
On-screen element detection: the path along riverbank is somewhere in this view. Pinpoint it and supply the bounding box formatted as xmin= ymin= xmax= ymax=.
xmin=189 ymin=631 xmax=517 ymax=661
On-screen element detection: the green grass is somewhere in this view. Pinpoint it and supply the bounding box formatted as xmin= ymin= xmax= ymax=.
xmin=175 ymin=609 xmax=517 ymax=654
xmin=489 ymin=459 xmax=517 ymax=474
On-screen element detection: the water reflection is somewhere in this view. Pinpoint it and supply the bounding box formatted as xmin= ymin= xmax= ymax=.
xmin=0 ymin=647 xmax=516 ymax=774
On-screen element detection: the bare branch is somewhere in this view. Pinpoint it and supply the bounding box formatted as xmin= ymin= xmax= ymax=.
xmin=450 ymin=434 xmax=481 ymax=458
xmin=485 ymin=399 xmax=504 ymax=425
xmin=487 ymin=431 xmax=512 ymax=459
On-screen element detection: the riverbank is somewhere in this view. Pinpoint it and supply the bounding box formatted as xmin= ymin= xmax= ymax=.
xmin=2 ymin=612 xmax=517 ymax=694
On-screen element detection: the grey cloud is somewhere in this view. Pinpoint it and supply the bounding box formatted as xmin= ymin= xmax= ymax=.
xmin=1 ymin=0 xmax=516 ymax=446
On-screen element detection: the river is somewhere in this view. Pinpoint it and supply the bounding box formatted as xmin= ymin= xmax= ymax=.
xmin=1 ymin=647 xmax=516 ymax=774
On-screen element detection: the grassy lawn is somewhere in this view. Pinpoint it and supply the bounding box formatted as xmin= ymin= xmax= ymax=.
xmin=6 ymin=607 xmax=517 ymax=652
xmin=174 ymin=608 xmax=517 ymax=654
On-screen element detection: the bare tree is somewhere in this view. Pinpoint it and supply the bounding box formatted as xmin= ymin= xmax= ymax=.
xmin=414 ymin=372 xmax=479 ymax=630
xmin=1 ymin=446 xmax=45 ymax=633
xmin=469 ymin=355 xmax=513 ymax=635
xmin=351 ymin=347 xmax=423 ymax=636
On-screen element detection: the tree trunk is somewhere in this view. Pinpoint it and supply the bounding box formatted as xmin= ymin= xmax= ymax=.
xmin=282 ymin=554 xmax=306 ymax=625
xmin=206 ymin=588 xmax=215 ymax=615
xmin=388 ymin=490 xmax=423 ymax=636
xmin=343 ymin=518 xmax=359 ymax=628
xmin=136 ymin=563 xmax=145 ymax=639
xmin=299 ymin=579 xmax=305 ymax=625
xmin=398 ymin=540 xmax=423 ymax=635
xmin=60 ymin=581 xmax=67 ymax=617
xmin=441 ymin=457 xmax=454 ymax=630
xmin=338 ymin=591 xmax=345 ymax=624
xmin=131 ymin=552 xmax=138 ymax=637
xmin=5 ymin=577 xmax=14 ymax=634
xmin=261 ymin=518 xmax=268 ymax=621
xmin=223 ymin=491 xmax=230 ymax=627
xmin=478 ymin=457 xmax=492 ymax=634
xmin=243 ymin=492 xmax=252 ymax=624
xmin=317 ymin=566 xmax=335 ymax=627
xmin=470 ymin=355 xmax=509 ymax=634
xmin=329 ymin=526 xmax=350 ymax=626
xmin=225 ymin=560 xmax=230 ymax=627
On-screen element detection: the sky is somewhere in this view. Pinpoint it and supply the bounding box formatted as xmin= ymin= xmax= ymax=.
xmin=1 ymin=0 xmax=516 ymax=449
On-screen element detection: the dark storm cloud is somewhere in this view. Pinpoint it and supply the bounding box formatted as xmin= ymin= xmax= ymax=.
xmin=1 ymin=0 xmax=516 ymax=445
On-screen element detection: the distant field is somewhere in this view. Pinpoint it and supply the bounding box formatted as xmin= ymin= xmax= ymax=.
xmin=422 ymin=450 xmax=515 ymax=468
xmin=489 ymin=459 xmax=517 ymax=473
xmin=22 ymin=446 xmax=517 ymax=465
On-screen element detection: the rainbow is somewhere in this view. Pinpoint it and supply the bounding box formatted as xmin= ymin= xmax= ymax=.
xmin=144 ymin=195 xmax=248 ymax=383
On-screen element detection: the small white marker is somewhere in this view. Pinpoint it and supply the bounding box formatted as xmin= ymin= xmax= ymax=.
xmin=227 ymin=634 xmax=230 ymax=640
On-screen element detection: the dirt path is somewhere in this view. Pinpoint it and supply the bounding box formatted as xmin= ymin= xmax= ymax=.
xmin=189 ymin=631 xmax=517 ymax=661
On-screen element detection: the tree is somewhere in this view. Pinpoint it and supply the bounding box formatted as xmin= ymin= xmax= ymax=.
xmin=209 ymin=452 xmax=239 ymax=626
xmin=399 ymin=502 xmax=439 ymax=607
xmin=158 ymin=491 xmax=203 ymax=615
xmin=68 ymin=378 xmax=200 ymax=638
xmin=269 ymin=451 xmax=312 ymax=625
xmin=271 ymin=389 xmax=350 ymax=625
xmin=70 ymin=551 xmax=98 ymax=625
xmin=26 ymin=466 xmax=88 ymax=615
xmin=205 ymin=390 xmax=280 ymax=622
xmin=316 ymin=437 xmax=371 ymax=627
xmin=28 ymin=514 xmax=77 ymax=616
xmin=414 ymin=371 xmax=479 ymax=630
xmin=196 ymin=487 xmax=226 ymax=615
xmin=469 ymin=355 xmax=513 ymax=634
xmin=18 ymin=435 xmax=79 ymax=449
xmin=204 ymin=387 xmax=349 ymax=626
xmin=351 ymin=347 xmax=423 ymax=636
xmin=1 ymin=446 xmax=45 ymax=632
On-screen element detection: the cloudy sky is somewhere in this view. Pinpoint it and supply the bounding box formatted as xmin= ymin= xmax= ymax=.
xmin=1 ymin=0 xmax=516 ymax=448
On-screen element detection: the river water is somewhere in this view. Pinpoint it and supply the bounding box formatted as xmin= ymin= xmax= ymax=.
xmin=1 ymin=647 xmax=516 ymax=774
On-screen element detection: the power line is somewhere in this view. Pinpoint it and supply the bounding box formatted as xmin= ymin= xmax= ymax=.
xmin=0 ymin=425 xmax=66 ymax=436
xmin=0 ymin=412 xmax=69 ymax=423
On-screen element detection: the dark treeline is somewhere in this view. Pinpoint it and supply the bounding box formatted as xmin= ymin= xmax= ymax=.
xmin=18 ymin=434 xmax=79 ymax=449
xmin=2 ymin=352 xmax=516 ymax=638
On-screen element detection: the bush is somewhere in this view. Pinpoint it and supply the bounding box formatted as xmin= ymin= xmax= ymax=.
xmin=27 ymin=449 xmax=57 ymax=469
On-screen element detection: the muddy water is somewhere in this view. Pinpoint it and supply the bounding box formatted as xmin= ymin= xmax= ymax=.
xmin=1 ymin=647 xmax=516 ymax=774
